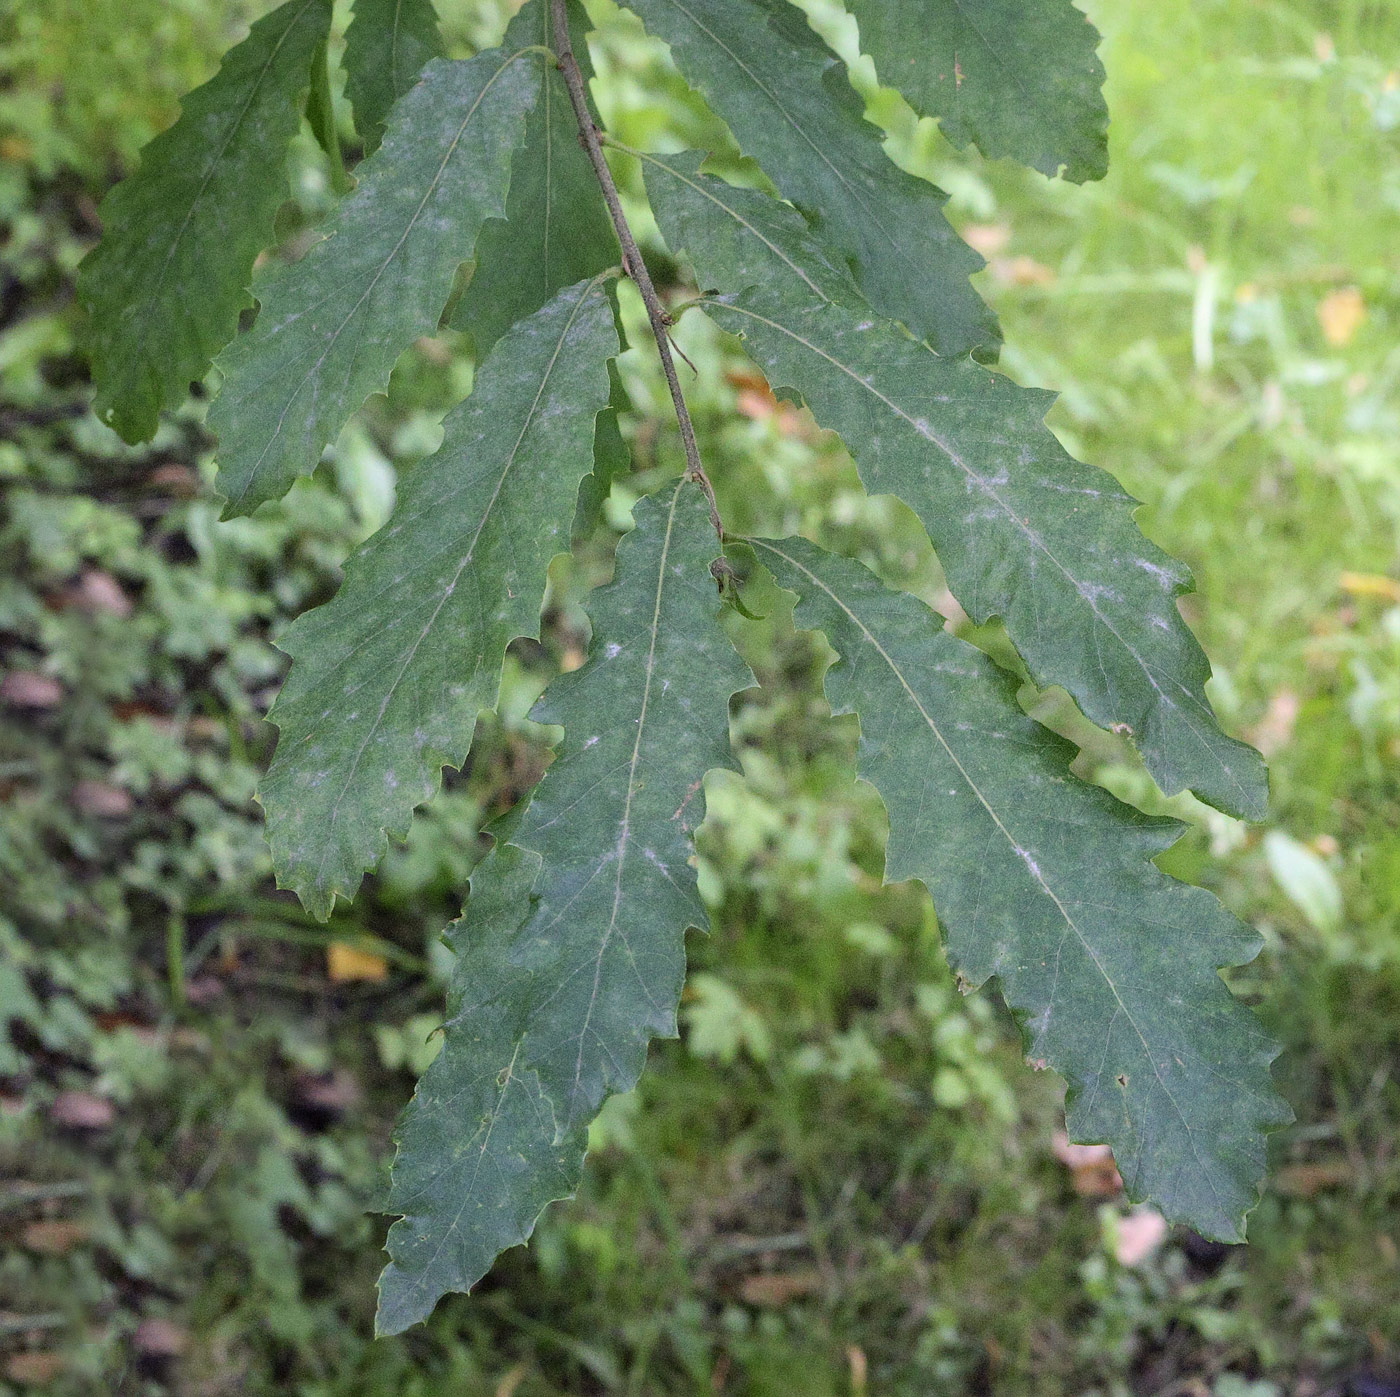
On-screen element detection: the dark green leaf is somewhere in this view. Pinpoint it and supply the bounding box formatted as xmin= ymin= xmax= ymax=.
xmin=304 ymin=37 xmax=351 ymax=194
xmin=572 ymin=358 xmax=633 ymax=540
xmin=342 ymin=0 xmax=445 ymax=153
xmin=209 ymin=46 xmax=545 ymax=516
xmin=849 ymin=0 xmax=1108 ymax=182
xmin=643 ymin=153 xmax=1266 ymax=818
xmin=377 ymin=843 xmax=586 ymax=1337
xmin=622 ymin=0 xmax=998 ymax=358
xmin=261 ymin=275 xmax=618 ymax=919
xmin=378 ymin=481 xmax=747 ymax=1330
xmin=478 ymin=482 xmax=749 ymax=1129
xmin=747 ymin=536 xmax=1289 ymax=1238
xmin=451 ymin=0 xmax=618 ymax=357
xmin=78 ymin=0 xmax=332 ymax=444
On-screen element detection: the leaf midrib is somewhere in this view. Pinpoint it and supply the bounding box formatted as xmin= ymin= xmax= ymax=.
xmin=946 ymin=0 xmax=1039 ymax=111
xmin=409 ymin=1038 xmax=524 ymax=1298
xmin=564 ymin=482 xmax=683 ymax=1118
xmin=637 ymin=150 xmax=830 ymax=299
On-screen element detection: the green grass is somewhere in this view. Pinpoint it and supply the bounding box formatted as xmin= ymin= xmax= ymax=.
xmin=1 ymin=0 xmax=1398 ymax=1393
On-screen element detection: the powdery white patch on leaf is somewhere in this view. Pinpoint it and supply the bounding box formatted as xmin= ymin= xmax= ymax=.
xmin=848 ymin=0 xmax=1109 ymax=182
xmin=623 ymin=0 xmax=999 ymax=358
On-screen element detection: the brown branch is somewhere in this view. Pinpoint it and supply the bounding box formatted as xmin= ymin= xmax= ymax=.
xmin=548 ymin=0 xmax=722 ymax=538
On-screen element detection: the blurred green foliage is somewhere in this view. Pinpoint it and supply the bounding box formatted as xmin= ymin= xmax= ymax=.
xmin=1 ymin=0 xmax=1399 ymax=1393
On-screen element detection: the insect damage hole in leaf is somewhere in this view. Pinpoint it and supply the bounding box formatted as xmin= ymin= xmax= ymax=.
xmin=76 ymin=0 xmax=1289 ymax=1332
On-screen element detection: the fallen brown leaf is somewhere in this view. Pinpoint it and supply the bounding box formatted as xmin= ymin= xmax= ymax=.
xmin=1339 ymin=571 xmax=1400 ymax=604
xmin=326 ymin=941 xmax=389 ymax=982
xmin=49 ymin=1091 xmax=115 ymax=1130
xmin=847 ymin=1345 xmax=868 ymax=1395
xmin=1317 ymin=286 xmax=1365 ymax=346
xmin=289 ymin=1068 xmax=361 ymax=1127
xmin=990 ymin=256 xmax=1057 ymax=288
xmin=21 ymin=1220 xmax=87 ymax=1255
xmin=67 ymin=569 xmax=133 ymax=619
xmin=134 ymin=1317 xmax=188 ymax=1358
xmin=146 ymin=462 xmax=198 ymax=495
xmin=739 ymin=1269 xmax=823 ymax=1307
xmin=734 ymin=385 xmax=803 ymax=437
xmin=1 ymin=671 xmax=63 ymax=709
xmin=961 ymin=222 xmax=1011 ymax=258
xmin=1114 ymin=1207 xmax=1168 ymax=1266
xmin=494 ymin=1362 xmax=530 ymax=1397
xmin=1274 ymin=1160 xmax=1352 ymax=1196
xmin=1052 ymin=1131 xmax=1123 ymax=1197
xmin=1249 ymin=688 xmax=1300 ymax=757
xmin=6 ymin=1352 xmax=66 ymax=1385
xmin=73 ymin=780 xmax=134 ymax=818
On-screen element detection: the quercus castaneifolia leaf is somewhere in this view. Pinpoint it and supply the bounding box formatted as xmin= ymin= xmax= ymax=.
xmin=623 ymin=0 xmax=999 ymax=358
xmin=379 ymin=482 xmax=747 ymax=1331
xmin=848 ymin=0 xmax=1109 ymax=182
xmin=573 ymin=358 xmax=635 ymax=540
xmin=451 ymin=0 xmax=618 ymax=357
xmin=377 ymin=840 xmax=586 ymax=1337
xmin=209 ymin=45 xmax=545 ymax=516
xmin=261 ymin=275 xmax=618 ymax=919
xmin=78 ymin=0 xmax=332 ymax=444
xmin=740 ymin=537 xmax=1289 ymax=1238
xmin=342 ymin=0 xmax=446 ymax=153
xmin=641 ymin=151 xmax=1267 ymax=818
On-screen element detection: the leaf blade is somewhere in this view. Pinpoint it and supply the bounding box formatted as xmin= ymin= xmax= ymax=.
xmin=342 ymin=0 xmax=446 ymax=153
xmin=77 ymin=0 xmax=332 ymax=443
xmin=573 ymin=357 xmax=634 ymax=540
xmin=849 ymin=0 xmax=1108 ymax=182
xmin=643 ymin=153 xmax=1267 ymax=818
xmin=376 ymin=843 xmax=586 ymax=1337
xmin=748 ymin=536 xmax=1289 ymax=1239
xmin=622 ymin=0 xmax=998 ymax=357
xmin=378 ymin=482 xmax=748 ymax=1329
xmin=261 ymin=274 xmax=619 ymax=918
xmin=489 ymin=483 xmax=751 ymax=1129
xmin=451 ymin=0 xmax=618 ymax=357
xmin=209 ymin=47 xmax=544 ymax=516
